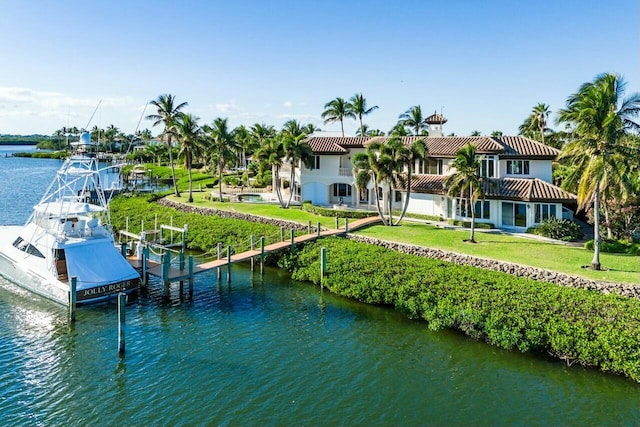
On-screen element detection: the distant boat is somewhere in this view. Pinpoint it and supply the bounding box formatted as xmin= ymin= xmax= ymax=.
xmin=0 ymin=132 xmax=140 ymax=305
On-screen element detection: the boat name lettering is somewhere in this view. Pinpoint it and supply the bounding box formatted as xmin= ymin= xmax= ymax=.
xmin=82 ymin=280 xmax=132 ymax=297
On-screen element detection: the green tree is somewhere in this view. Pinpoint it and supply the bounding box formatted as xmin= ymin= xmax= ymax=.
xmin=281 ymin=133 xmax=314 ymax=208
xmin=490 ymin=130 xmax=503 ymax=137
xmin=519 ymin=103 xmax=552 ymax=144
xmin=171 ymin=113 xmax=202 ymax=203
xmin=444 ymin=143 xmax=492 ymax=243
xmin=556 ymin=73 xmax=640 ymax=270
xmin=321 ymin=97 xmax=354 ymax=137
xmin=350 ymin=93 xmax=379 ymax=137
xmin=398 ymin=105 xmax=426 ymax=136
xmin=254 ymin=136 xmax=284 ymax=202
xmin=203 ymin=118 xmax=237 ymax=203
xmin=470 ymin=130 xmax=481 ymax=136
xmin=395 ymin=138 xmax=427 ymax=224
xmin=146 ymin=94 xmax=188 ymax=197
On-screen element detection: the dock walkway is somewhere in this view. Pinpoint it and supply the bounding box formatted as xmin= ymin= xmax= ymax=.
xmin=128 ymin=216 xmax=380 ymax=283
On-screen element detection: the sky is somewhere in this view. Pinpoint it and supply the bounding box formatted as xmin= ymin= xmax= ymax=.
xmin=0 ymin=0 xmax=638 ymax=137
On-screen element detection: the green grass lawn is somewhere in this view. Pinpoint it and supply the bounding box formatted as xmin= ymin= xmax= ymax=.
xmin=164 ymin=190 xmax=639 ymax=285
xmin=167 ymin=192 xmax=340 ymax=229
xmin=356 ymin=222 xmax=640 ymax=284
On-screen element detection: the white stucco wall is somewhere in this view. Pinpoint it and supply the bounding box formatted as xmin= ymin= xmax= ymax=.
xmin=405 ymin=193 xmax=447 ymax=218
xmin=499 ymin=159 xmax=553 ymax=182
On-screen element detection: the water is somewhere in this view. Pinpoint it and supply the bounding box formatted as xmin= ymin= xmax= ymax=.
xmin=0 ymin=149 xmax=639 ymax=426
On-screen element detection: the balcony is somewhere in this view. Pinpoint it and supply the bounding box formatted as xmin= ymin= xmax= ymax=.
xmin=338 ymin=168 xmax=352 ymax=177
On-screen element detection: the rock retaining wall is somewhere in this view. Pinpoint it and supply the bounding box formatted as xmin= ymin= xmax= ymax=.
xmin=346 ymin=234 xmax=640 ymax=299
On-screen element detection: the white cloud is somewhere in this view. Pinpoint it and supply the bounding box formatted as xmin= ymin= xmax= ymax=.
xmin=283 ymin=101 xmax=293 ymax=108
xmin=214 ymin=100 xmax=240 ymax=113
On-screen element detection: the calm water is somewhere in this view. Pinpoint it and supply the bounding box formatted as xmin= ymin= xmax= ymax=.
xmin=0 ymin=149 xmax=638 ymax=426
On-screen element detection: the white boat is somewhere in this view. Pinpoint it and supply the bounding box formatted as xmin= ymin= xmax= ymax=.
xmin=0 ymin=132 xmax=140 ymax=305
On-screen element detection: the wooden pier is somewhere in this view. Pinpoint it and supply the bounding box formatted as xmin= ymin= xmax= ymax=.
xmin=126 ymin=216 xmax=380 ymax=296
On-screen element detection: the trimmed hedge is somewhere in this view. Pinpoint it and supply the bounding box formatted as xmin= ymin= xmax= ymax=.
xmin=585 ymin=239 xmax=640 ymax=256
xmin=302 ymin=202 xmax=372 ymax=219
xmin=447 ymin=219 xmax=494 ymax=229
xmin=285 ymin=237 xmax=640 ymax=382
xmin=527 ymin=217 xmax=584 ymax=242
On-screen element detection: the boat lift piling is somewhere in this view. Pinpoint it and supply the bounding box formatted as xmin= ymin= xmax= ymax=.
xmin=117 ymin=292 xmax=126 ymax=354
xmin=69 ymin=277 xmax=77 ymax=321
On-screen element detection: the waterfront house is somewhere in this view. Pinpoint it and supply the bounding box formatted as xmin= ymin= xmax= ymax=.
xmin=283 ymin=114 xmax=576 ymax=231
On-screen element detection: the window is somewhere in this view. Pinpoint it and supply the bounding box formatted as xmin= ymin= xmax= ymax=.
xmin=456 ymin=199 xmax=490 ymax=219
xmin=415 ymin=159 xmax=425 ymax=174
xmin=535 ymin=203 xmax=557 ymax=223
xmin=426 ymin=158 xmax=443 ymax=174
xmin=12 ymin=237 xmax=44 ymax=258
xmin=309 ymin=156 xmax=320 ymax=170
xmin=333 ymin=183 xmax=352 ymax=197
xmin=502 ymin=202 xmax=527 ymax=227
xmin=395 ymin=191 xmax=403 ymax=202
xmin=478 ymin=156 xmax=495 ymax=177
xmin=506 ymin=160 xmax=530 ymax=175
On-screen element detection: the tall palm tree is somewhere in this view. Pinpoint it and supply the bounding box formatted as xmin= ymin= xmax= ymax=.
xmin=519 ymin=103 xmax=551 ymax=144
xmin=232 ymin=125 xmax=252 ymax=172
xmin=321 ymin=97 xmax=354 ymax=136
xmin=352 ymin=136 xmax=416 ymax=226
xmin=490 ymin=130 xmax=503 ymax=137
xmin=254 ymin=136 xmax=285 ymax=203
xmin=444 ymin=143 xmax=489 ymax=243
xmin=397 ymin=105 xmax=426 ymax=136
xmin=203 ymin=117 xmax=237 ymax=203
xmin=146 ymin=94 xmax=188 ymax=197
xmin=394 ymin=138 xmax=427 ymax=225
xmin=171 ymin=113 xmax=202 ymax=203
xmin=281 ymin=133 xmax=314 ymax=208
xmin=470 ymin=130 xmax=481 ymax=136
xmin=350 ymin=93 xmax=379 ymax=137
xmin=556 ymin=73 xmax=640 ymax=270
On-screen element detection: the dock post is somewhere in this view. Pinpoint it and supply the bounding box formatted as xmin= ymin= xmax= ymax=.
xmin=162 ymin=250 xmax=171 ymax=300
xmin=250 ymin=235 xmax=255 ymax=272
xmin=141 ymin=246 xmax=148 ymax=287
xmin=290 ymin=229 xmax=295 ymax=252
xmin=307 ymin=220 xmax=311 ymax=234
xmin=317 ymin=222 xmax=321 ymax=237
xmin=126 ymin=216 xmax=129 ymax=232
xmin=188 ymin=255 xmax=194 ymax=296
xmin=117 ymin=292 xmax=126 ymax=354
xmin=280 ymin=227 xmax=285 ymax=242
xmin=335 ymin=216 xmax=339 ymax=229
xmin=260 ymin=236 xmax=265 ymax=275
xmin=227 ymin=245 xmax=232 ymax=283
xmin=120 ymin=242 xmax=128 ymax=257
xmin=345 ymin=218 xmax=349 ymax=233
xmin=155 ymin=214 xmax=158 ymax=234
xmin=69 ymin=276 xmax=77 ymax=322
xmin=217 ymin=243 xmax=222 ymax=280
xmin=320 ymin=247 xmax=327 ymax=288
xmin=179 ymin=251 xmax=185 ymax=270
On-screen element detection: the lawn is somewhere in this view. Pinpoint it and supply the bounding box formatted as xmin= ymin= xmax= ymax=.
xmin=356 ymin=222 xmax=640 ymax=284
xmin=164 ymin=191 xmax=639 ymax=285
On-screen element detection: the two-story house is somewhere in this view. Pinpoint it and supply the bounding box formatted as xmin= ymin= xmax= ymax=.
xmin=287 ymin=117 xmax=576 ymax=231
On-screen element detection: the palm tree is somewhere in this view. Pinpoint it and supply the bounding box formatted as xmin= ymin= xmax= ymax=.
xmin=171 ymin=113 xmax=202 ymax=203
xmin=444 ymin=143 xmax=490 ymax=243
xmin=232 ymin=125 xmax=252 ymax=172
xmin=254 ymin=136 xmax=285 ymax=202
xmin=281 ymin=133 xmax=314 ymax=208
xmin=470 ymin=130 xmax=481 ymax=136
xmin=398 ymin=105 xmax=426 ymax=136
xmin=394 ymin=138 xmax=427 ymax=225
xmin=352 ymin=136 xmax=417 ymax=226
xmin=203 ymin=118 xmax=237 ymax=203
xmin=519 ymin=103 xmax=551 ymax=144
xmin=556 ymin=73 xmax=640 ymax=270
xmin=321 ymin=97 xmax=354 ymax=136
xmin=350 ymin=93 xmax=379 ymax=137
xmin=490 ymin=130 xmax=503 ymax=137
xmin=146 ymin=94 xmax=188 ymax=197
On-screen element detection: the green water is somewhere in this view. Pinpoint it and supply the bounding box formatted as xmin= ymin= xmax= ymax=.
xmin=0 ymin=152 xmax=639 ymax=426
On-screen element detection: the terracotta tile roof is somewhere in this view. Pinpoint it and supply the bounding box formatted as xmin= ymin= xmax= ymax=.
xmin=324 ymin=135 xmax=559 ymax=159
xmin=305 ymin=137 xmax=368 ymax=154
xmin=425 ymin=111 xmax=448 ymax=124
xmin=405 ymin=175 xmax=575 ymax=203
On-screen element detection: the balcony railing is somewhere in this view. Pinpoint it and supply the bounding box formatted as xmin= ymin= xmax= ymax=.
xmin=338 ymin=168 xmax=352 ymax=176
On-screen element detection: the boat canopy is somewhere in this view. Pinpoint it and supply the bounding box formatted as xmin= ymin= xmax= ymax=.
xmin=33 ymin=201 xmax=106 ymax=215
xmin=65 ymin=240 xmax=139 ymax=291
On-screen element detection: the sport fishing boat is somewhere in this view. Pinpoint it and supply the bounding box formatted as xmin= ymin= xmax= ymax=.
xmin=0 ymin=132 xmax=140 ymax=305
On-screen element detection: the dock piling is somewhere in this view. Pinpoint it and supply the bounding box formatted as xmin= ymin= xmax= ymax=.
xmin=250 ymin=235 xmax=255 ymax=272
xmin=290 ymin=229 xmax=295 ymax=252
xmin=69 ymin=276 xmax=77 ymax=322
xmin=345 ymin=218 xmax=349 ymax=233
xmin=227 ymin=245 xmax=232 ymax=283
xmin=317 ymin=222 xmax=321 ymax=237
xmin=217 ymin=243 xmax=222 ymax=280
xmin=335 ymin=216 xmax=339 ymax=229
xmin=320 ymin=247 xmax=326 ymax=288
xmin=307 ymin=220 xmax=311 ymax=234
xmin=188 ymin=255 xmax=194 ymax=296
xmin=280 ymin=227 xmax=285 ymax=242
xmin=260 ymin=236 xmax=265 ymax=275
xmin=117 ymin=292 xmax=126 ymax=354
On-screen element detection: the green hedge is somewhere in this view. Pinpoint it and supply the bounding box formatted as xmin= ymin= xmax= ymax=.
xmin=585 ymin=239 xmax=640 ymax=255
xmin=447 ymin=219 xmax=494 ymax=229
xmin=110 ymin=195 xmax=281 ymax=253
xmin=302 ymin=202 xmax=372 ymax=219
xmin=527 ymin=217 xmax=584 ymax=242
xmin=285 ymin=237 xmax=640 ymax=382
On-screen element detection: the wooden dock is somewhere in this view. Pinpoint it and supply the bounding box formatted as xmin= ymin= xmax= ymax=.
xmin=127 ymin=216 xmax=380 ymax=285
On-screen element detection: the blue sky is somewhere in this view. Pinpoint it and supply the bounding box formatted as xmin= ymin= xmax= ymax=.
xmin=0 ymin=0 xmax=637 ymax=137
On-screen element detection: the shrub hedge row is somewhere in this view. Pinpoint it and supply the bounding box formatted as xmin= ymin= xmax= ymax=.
xmin=446 ymin=219 xmax=494 ymax=229
xmin=301 ymin=202 xmax=372 ymax=219
xmin=585 ymin=239 xmax=640 ymax=256
xmin=284 ymin=237 xmax=640 ymax=382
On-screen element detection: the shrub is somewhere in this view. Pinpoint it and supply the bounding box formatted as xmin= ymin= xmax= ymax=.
xmin=528 ymin=217 xmax=583 ymax=242
xmin=584 ymin=239 xmax=640 ymax=255
xmin=302 ymin=202 xmax=373 ymax=219
xmin=446 ymin=219 xmax=494 ymax=229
